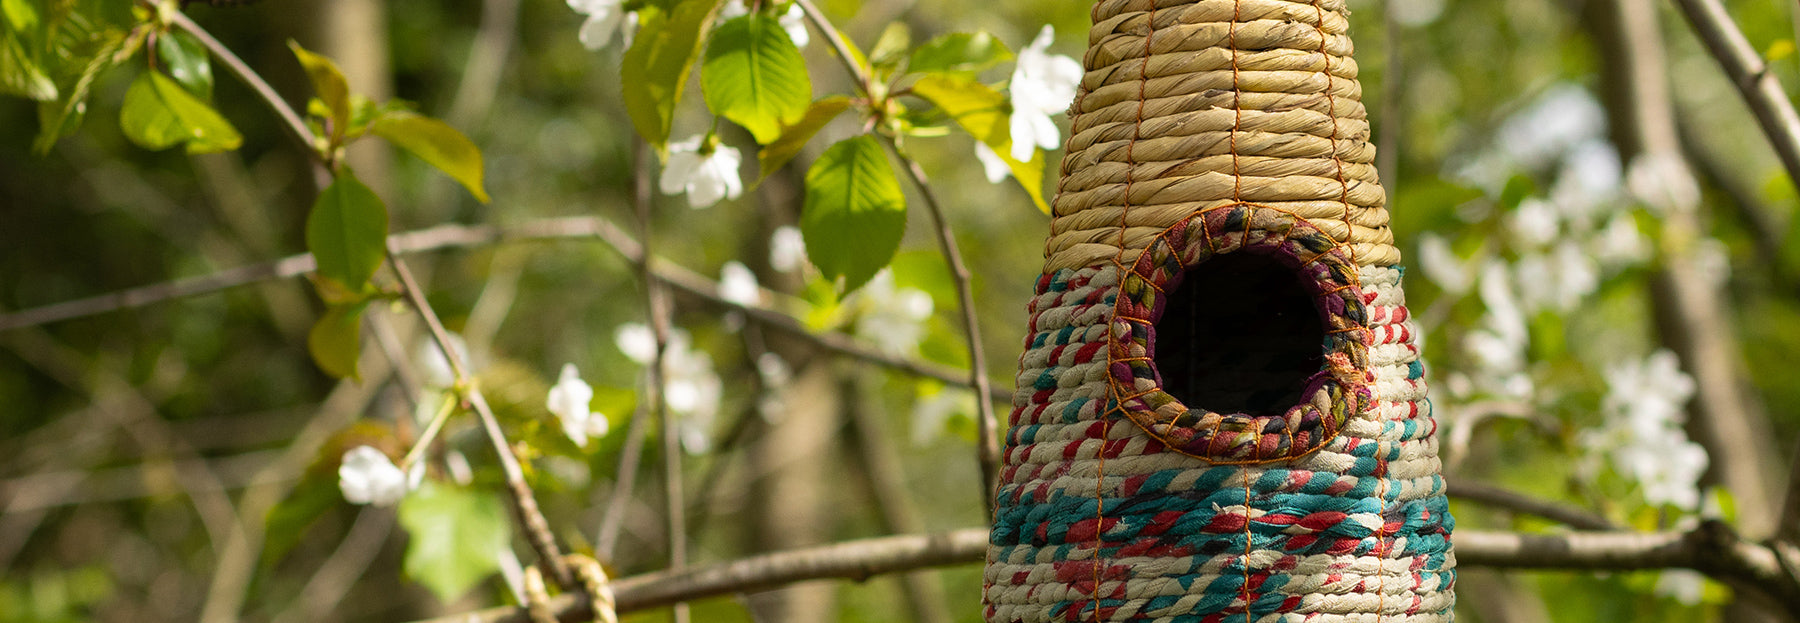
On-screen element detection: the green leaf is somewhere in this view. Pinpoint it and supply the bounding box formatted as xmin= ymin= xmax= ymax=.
xmin=306 ymin=170 xmax=389 ymax=290
xmin=369 ymin=111 xmax=490 ymax=203
xmin=155 ymin=30 xmax=211 ymax=99
xmin=622 ymin=0 xmax=720 ymax=151
xmin=868 ymin=22 xmax=909 ymax=71
xmin=802 ymin=135 xmax=906 ymax=293
xmin=34 ymin=30 xmax=132 ymax=154
xmin=756 ymin=95 xmax=849 ymax=182
xmin=288 ymin=40 xmax=350 ymax=139
xmin=308 ymin=301 xmax=368 ymax=380
xmin=0 ymin=32 xmax=54 ymax=100
xmin=702 ymin=13 xmax=812 ymax=144
xmin=397 ymin=481 xmax=509 ymax=603
xmin=2 ymin=0 xmax=39 ymax=32
xmin=909 ymin=74 xmax=1047 ymax=213
xmin=908 ymin=31 xmax=1012 ymax=75
xmin=118 ymin=70 xmax=243 ymax=153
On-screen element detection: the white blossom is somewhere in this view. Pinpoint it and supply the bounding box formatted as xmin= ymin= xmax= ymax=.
xmin=339 ymin=446 xmax=410 ymax=506
xmin=1496 ymin=85 xmax=1606 ymax=169
xmin=1580 ymin=349 xmax=1706 ymax=510
xmin=568 ymin=0 xmax=637 ymax=50
xmin=660 ymin=135 xmax=743 ymax=208
xmin=719 ymin=261 xmax=761 ymax=307
xmin=974 ymin=142 xmax=1011 ymax=183
xmin=1626 ymin=152 xmax=1701 ymax=215
xmin=853 ymin=270 xmax=935 ymax=355
xmin=1591 ymin=212 xmax=1648 ymax=269
xmin=547 ymin=363 xmax=609 ymax=448
xmin=1549 ymin=239 xmax=1599 ymax=310
xmin=1417 ymin=233 xmax=1472 ymax=295
xmin=616 ymin=323 xmax=721 ymax=453
xmin=778 ymin=4 xmax=809 ymax=48
xmin=769 ymin=225 xmax=808 ymax=273
xmin=717 ymin=2 xmax=808 ymax=47
xmin=1509 ymin=198 xmax=1560 ymax=247
xmin=615 ymin=323 xmax=657 ymax=364
xmin=1007 ymin=26 xmax=1082 ymax=161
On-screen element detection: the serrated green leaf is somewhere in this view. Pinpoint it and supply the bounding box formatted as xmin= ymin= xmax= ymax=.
xmin=370 ymin=110 xmax=490 ymax=202
xmin=802 ymin=135 xmax=906 ymax=293
xmin=622 ymin=0 xmax=720 ymax=151
xmin=702 ymin=13 xmax=812 ymax=144
xmin=397 ymin=481 xmax=509 ymax=603
xmin=908 ymin=31 xmax=1012 ymax=75
xmin=308 ymin=301 xmax=368 ymax=380
xmin=118 ymin=70 xmax=242 ymax=153
xmin=756 ymin=95 xmax=849 ymax=182
xmin=306 ymin=170 xmax=389 ymax=290
xmin=910 ymin=74 xmax=1046 ymax=213
xmin=288 ymin=40 xmax=350 ymax=139
xmin=0 ymin=32 xmax=54 ymax=100
xmin=155 ymin=30 xmax=211 ymax=99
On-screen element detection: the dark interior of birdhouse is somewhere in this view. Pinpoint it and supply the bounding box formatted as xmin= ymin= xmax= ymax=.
xmin=1153 ymin=252 xmax=1326 ymax=417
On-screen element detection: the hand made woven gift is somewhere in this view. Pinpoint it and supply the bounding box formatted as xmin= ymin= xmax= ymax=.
xmin=984 ymin=1 xmax=1455 ymax=621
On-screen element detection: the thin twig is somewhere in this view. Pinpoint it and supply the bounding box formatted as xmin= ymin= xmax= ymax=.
xmin=629 ymin=140 xmax=689 ymax=623
xmin=413 ymin=523 xmax=1800 ymax=623
xmin=0 ymin=217 xmax=1009 ymax=404
xmin=167 ymin=12 xmax=329 ymax=185
xmin=388 ymin=251 xmax=575 ymax=589
xmin=1445 ymin=478 xmax=1617 ymax=531
xmin=1668 ymin=0 xmax=1800 ymax=189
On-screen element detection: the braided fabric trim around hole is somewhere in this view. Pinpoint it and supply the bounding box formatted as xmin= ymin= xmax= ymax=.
xmin=1106 ymin=203 xmax=1372 ymax=464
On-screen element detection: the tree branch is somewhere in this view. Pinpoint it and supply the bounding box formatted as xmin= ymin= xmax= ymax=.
xmin=1668 ymin=0 xmax=1800 ymax=189
xmin=1445 ymin=478 xmax=1616 ymax=531
xmin=411 ymin=523 xmax=1800 ymax=623
xmin=0 ymin=217 xmax=1009 ymax=404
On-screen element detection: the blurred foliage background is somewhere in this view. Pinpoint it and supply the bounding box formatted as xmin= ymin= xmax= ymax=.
xmin=4 ymin=0 xmax=1800 ymax=621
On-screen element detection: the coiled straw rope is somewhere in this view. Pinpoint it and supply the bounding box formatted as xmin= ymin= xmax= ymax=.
xmin=986 ymin=1 xmax=1454 ymax=621
xmin=1045 ymin=0 xmax=1397 ymax=273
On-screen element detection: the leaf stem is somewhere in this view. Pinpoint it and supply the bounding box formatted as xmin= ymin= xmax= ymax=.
xmin=166 ymin=11 xmax=329 ymax=186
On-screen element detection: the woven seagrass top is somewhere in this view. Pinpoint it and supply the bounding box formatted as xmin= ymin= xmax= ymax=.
xmin=1044 ymin=0 xmax=1398 ymax=272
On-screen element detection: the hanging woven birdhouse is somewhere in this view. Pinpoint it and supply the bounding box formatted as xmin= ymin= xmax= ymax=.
xmin=985 ymin=1 xmax=1455 ymax=621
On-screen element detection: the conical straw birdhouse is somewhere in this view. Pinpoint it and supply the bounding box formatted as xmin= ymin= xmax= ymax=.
xmin=985 ymin=1 xmax=1456 ymax=621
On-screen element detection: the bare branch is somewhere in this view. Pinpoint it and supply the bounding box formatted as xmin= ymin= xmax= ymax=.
xmin=388 ymin=252 xmax=574 ymax=588
xmin=1668 ymin=0 xmax=1800 ymax=189
xmin=1445 ymin=479 xmax=1616 ymax=531
xmin=412 ymin=523 xmax=1800 ymax=623
xmin=0 ymin=217 xmax=1008 ymax=403
xmin=887 ymin=147 xmax=1003 ymax=521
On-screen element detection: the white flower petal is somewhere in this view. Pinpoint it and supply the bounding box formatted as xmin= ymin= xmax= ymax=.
xmin=769 ymin=226 xmax=807 ymax=273
xmin=578 ymin=10 xmax=624 ymax=50
xmin=339 ymin=446 xmax=409 ymax=506
xmin=548 ymin=363 xmax=597 ymax=447
xmin=718 ymin=0 xmax=748 ymax=20
xmin=719 ymin=261 xmax=761 ymax=306
xmin=975 ymin=142 xmax=1011 ymax=183
xmin=780 ymin=4 xmax=809 ymax=48
xmin=615 ymin=324 xmax=657 ymax=364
